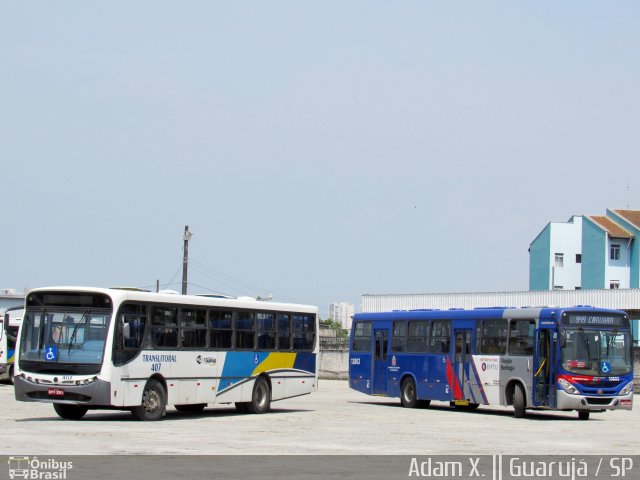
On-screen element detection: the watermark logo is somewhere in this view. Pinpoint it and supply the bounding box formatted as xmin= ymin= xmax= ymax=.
xmin=8 ymin=456 xmax=73 ymax=479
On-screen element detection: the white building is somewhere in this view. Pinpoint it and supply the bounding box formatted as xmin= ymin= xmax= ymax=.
xmin=529 ymin=209 xmax=639 ymax=290
xmin=328 ymin=302 xmax=355 ymax=330
xmin=529 ymin=216 xmax=583 ymax=290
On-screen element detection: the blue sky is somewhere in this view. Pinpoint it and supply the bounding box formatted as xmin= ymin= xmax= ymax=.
xmin=2 ymin=2 xmax=639 ymax=316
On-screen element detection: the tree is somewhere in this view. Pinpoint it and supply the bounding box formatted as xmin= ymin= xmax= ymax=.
xmin=321 ymin=318 xmax=348 ymax=339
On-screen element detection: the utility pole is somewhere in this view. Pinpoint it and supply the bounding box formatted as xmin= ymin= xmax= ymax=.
xmin=182 ymin=225 xmax=193 ymax=295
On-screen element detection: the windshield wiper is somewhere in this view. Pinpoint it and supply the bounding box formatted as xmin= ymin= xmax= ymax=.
xmin=606 ymin=329 xmax=618 ymax=356
xmin=68 ymin=310 xmax=90 ymax=355
xmin=37 ymin=310 xmax=48 ymax=351
xmin=577 ymin=328 xmax=593 ymax=362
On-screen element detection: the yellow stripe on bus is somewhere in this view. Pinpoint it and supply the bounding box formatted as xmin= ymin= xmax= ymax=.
xmin=252 ymin=352 xmax=297 ymax=375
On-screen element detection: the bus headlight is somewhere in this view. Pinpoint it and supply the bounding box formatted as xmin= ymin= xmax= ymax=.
xmin=558 ymin=378 xmax=579 ymax=395
xmin=619 ymin=381 xmax=634 ymax=396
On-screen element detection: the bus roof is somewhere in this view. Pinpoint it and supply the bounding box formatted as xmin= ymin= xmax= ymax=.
xmin=25 ymin=286 xmax=318 ymax=314
xmin=353 ymin=305 xmax=627 ymax=321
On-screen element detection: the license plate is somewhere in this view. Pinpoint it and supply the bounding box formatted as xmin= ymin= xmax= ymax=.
xmin=48 ymin=388 xmax=64 ymax=397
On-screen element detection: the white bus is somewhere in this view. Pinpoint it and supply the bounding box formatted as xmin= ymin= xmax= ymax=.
xmin=1 ymin=306 xmax=23 ymax=384
xmin=14 ymin=287 xmax=318 ymax=420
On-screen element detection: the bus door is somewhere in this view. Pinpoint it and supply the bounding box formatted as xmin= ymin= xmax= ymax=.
xmin=533 ymin=327 xmax=556 ymax=407
xmin=453 ymin=329 xmax=473 ymax=400
xmin=372 ymin=329 xmax=389 ymax=395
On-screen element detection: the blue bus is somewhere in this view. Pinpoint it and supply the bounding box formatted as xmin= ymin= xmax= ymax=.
xmin=349 ymin=306 xmax=634 ymax=420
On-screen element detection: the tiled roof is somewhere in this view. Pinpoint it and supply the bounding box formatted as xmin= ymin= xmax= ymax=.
xmin=612 ymin=209 xmax=640 ymax=230
xmin=588 ymin=216 xmax=634 ymax=238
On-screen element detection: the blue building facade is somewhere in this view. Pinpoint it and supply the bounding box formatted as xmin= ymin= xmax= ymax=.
xmin=530 ymin=209 xmax=639 ymax=291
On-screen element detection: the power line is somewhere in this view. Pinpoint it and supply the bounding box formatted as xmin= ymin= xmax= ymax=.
xmin=189 ymin=257 xmax=311 ymax=304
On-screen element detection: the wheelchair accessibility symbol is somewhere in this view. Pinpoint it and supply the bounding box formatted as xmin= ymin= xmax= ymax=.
xmin=601 ymin=361 xmax=611 ymax=374
xmin=44 ymin=346 xmax=58 ymax=362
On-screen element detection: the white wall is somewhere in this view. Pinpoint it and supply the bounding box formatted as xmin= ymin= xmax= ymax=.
xmin=549 ymin=216 xmax=582 ymax=290
xmin=606 ymin=237 xmax=632 ymax=288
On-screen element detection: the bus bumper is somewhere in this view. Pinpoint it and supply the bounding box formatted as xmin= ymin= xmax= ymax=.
xmin=14 ymin=375 xmax=111 ymax=406
xmin=556 ymin=389 xmax=633 ymax=411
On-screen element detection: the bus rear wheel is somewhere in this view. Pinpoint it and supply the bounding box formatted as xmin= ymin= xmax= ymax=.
xmin=53 ymin=403 xmax=88 ymax=420
xmin=247 ymin=377 xmax=271 ymax=414
xmin=175 ymin=404 xmax=207 ymax=413
xmin=131 ymin=379 xmax=167 ymax=421
xmin=513 ymin=383 xmax=526 ymax=418
xmin=401 ymin=378 xmax=419 ymax=408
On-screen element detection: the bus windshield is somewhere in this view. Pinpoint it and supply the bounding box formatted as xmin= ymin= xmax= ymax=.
xmin=560 ymin=328 xmax=632 ymax=376
xmin=20 ymin=309 xmax=111 ymax=365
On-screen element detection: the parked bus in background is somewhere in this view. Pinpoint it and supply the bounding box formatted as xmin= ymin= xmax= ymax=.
xmin=1 ymin=306 xmax=23 ymax=384
xmin=14 ymin=287 xmax=318 ymax=420
xmin=349 ymin=306 xmax=634 ymax=420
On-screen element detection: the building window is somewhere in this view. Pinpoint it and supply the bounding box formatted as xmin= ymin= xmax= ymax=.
xmin=575 ymin=254 xmax=581 ymax=264
xmin=610 ymin=281 xmax=620 ymax=289
xmin=555 ymin=253 xmax=564 ymax=268
xmin=610 ymin=244 xmax=620 ymax=260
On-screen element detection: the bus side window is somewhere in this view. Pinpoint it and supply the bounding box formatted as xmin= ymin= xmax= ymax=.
xmin=508 ymin=319 xmax=535 ymax=355
xmin=180 ymin=308 xmax=207 ymax=349
xmin=113 ymin=303 xmax=147 ymax=366
xmin=479 ymin=319 xmax=507 ymax=355
xmin=430 ymin=320 xmax=450 ymax=353
xmin=235 ymin=311 xmax=255 ymax=350
xmin=392 ymin=321 xmax=407 ymax=352
xmin=151 ymin=306 xmax=178 ymax=348
xmin=210 ymin=310 xmax=232 ymax=349
xmin=256 ymin=312 xmax=276 ymax=350
xmin=352 ymin=321 xmax=372 ymax=352
xmin=293 ymin=314 xmax=315 ymax=351
xmin=407 ymin=321 xmax=429 ymax=353
xmin=277 ymin=313 xmax=291 ymax=350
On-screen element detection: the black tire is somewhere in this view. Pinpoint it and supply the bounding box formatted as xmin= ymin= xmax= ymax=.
xmin=174 ymin=403 xmax=207 ymax=413
xmin=578 ymin=411 xmax=590 ymax=420
xmin=400 ymin=377 xmax=419 ymax=408
xmin=131 ymin=379 xmax=167 ymax=421
xmin=235 ymin=402 xmax=249 ymax=413
xmin=246 ymin=377 xmax=271 ymax=414
xmin=513 ymin=383 xmax=526 ymax=418
xmin=8 ymin=365 xmax=14 ymax=385
xmin=53 ymin=403 xmax=88 ymax=420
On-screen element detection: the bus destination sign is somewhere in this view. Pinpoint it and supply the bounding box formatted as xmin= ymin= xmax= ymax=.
xmin=563 ymin=313 xmax=628 ymax=328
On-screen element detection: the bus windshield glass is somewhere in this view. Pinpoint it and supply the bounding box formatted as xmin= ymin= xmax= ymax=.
xmin=20 ymin=309 xmax=111 ymax=365
xmin=560 ymin=328 xmax=632 ymax=376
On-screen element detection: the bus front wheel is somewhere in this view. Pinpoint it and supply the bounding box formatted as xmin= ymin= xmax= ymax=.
xmin=247 ymin=377 xmax=271 ymax=414
xmin=578 ymin=411 xmax=590 ymax=420
xmin=513 ymin=383 xmax=526 ymax=418
xmin=53 ymin=403 xmax=88 ymax=420
xmin=131 ymin=379 xmax=167 ymax=421
xmin=401 ymin=378 xmax=419 ymax=408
